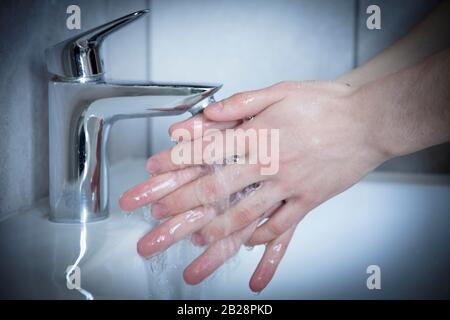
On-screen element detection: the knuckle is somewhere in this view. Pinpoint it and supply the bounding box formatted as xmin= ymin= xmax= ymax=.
xmin=234 ymin=205 xmax=256 ymax=227
xmin=223 ymin=94 xmax=239 ymax=108
xmin=233 ymin=92 xmax=251 ymax=104
xmin=254 ymin=195 xmax=269 ymax=211
xmin=267 ymin=221 xmax=285 ymax=238
xmin=274 ymin=80 xmax=294 ymax=90
xmin=248 ymin=162 xmax=263 ymax=175
xmin=159 ymin=197 xmax=176 ymax=215
xmin=203 ymin=179 xmax=218 ymax=200
xmin=204 ymin=224 xmax=224 ymax=242
xmin=278 ymin=183 xmax=294 ymax=198
xmin=196 ymin=177 xmax=219 ymax=204
xmin=249 ymin=232 xmax=267 ymax=246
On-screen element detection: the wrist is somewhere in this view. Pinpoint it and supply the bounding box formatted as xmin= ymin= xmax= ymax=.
xmin=347 ymin=84 xmax=397 ymax=165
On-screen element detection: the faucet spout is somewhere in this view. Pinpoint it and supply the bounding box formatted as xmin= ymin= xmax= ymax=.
xmin=46 ymin=10 xmax=222 ymax=223
xmin=48 ymin=81 xmax=221 ymax=223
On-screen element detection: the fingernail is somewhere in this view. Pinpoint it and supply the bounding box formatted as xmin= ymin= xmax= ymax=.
xmin=119 ymin=191 xmax=134 ymax=211
xmin=206 ymin=102 xmax=223 ymax=112
xmin=137 ymin=238 xmax=157 ymax=258
xmin=151 ymin=203 xmax=168 ymax=219
xmin=146 ymin=158 xmax=160 ymax=174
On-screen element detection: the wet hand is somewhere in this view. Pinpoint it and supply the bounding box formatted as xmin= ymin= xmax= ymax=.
xmin=120 ymin=113 xmax=292 ymax=291
xmin=120 ymin=81 xmax=389 ymax=291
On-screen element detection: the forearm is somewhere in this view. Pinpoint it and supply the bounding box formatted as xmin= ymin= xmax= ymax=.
xmin=338 ymin=0 xmax=450 ymax=87
xmin=353 ymin=48 xmax=450 ymax=159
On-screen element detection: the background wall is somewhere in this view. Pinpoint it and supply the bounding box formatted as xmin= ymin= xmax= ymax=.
xmin=0 ymin=0 xmax=448 ymax=218
xmin=147 ymin=0 xmax=355 ymax=152
xmin=0 ymin=0 xmax=151 ymax=217
xmin=356 ymin=0 xmax=449 ymax=173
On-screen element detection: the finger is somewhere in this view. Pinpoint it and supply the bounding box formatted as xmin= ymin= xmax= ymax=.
xmin=137 ymin=206 xmax=215 ymax=258
xmin=151 ymin=164 xmax=264 ymax=219
xmin=183 ymin=221 xmax=258 ymax=285
xmin=190 ymin=200 xmax=283 ymax=247
xmin=168 ymin=113 xmax=240 ymax=141
xmin=204 ymin=82 xmax=291 ymax=121
xmin=199 ymin=182 xmax=287 ymax=244
xmin=147 ymin=127 xmax=255 ymax=175
xmin=249 ymin=227 xmax=295 ymax=292
xmin=146 ymin=147 xmax=190 ymax=174
xmin=247 ymin=199 xmax=310 ymax=246
xmin=119 ymin=166 xmax=206 ymax=211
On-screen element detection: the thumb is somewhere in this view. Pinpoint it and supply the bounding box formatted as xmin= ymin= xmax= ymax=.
xmin=204 ymin=82 xmax=289 ymax=121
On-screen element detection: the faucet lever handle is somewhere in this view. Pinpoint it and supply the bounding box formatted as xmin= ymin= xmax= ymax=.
xmin=45 ymin=9 xmax=149 ymax=82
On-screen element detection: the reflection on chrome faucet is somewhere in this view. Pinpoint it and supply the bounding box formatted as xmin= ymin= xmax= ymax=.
xmin=46 ymin=10 xmax=221 ymax=223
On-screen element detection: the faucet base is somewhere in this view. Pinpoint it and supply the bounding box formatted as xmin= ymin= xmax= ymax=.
xmin=48 ymin=215 xmax=108 ymax=224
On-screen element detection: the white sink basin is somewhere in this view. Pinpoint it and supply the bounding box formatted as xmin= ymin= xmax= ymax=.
xmin=1 ymin=159 xmax=449 ymax=299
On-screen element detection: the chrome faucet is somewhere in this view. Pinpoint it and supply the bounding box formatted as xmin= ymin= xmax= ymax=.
xmin=46 ymin=10 xmax=221 ymax=223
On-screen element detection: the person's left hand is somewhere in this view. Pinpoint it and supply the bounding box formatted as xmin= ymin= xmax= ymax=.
xmin=120 ymin=80 xmax=387 ymax=291
xmin=119 ymin=113 xmax=295 ymax=292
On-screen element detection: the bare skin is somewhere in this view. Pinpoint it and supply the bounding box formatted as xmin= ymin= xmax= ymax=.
xmin=120 ymin=3 xmax=450 ymax=292
xmin=339 ymin=0 xmax=450 ymax=87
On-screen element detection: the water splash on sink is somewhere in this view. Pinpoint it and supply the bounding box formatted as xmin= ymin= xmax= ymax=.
xmin=139 ymin=163 xmax=263 ymax=299
xmin=61 ymin=159 xmax=262 ymax=299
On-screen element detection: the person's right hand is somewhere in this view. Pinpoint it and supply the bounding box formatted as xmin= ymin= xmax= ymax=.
xmin=120 ymin=112 xmax=296 ymax=292
xmin=120 ymin=80 xmax=391 ymax=291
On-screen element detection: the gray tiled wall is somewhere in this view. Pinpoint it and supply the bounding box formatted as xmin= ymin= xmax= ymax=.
xmin=147 ymin=0 xmax=355 ymax=152
xmin=0 ymin=0 xmax=151 ymax=217
xmin=0 ymin=0 xmax=447 ymax=218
